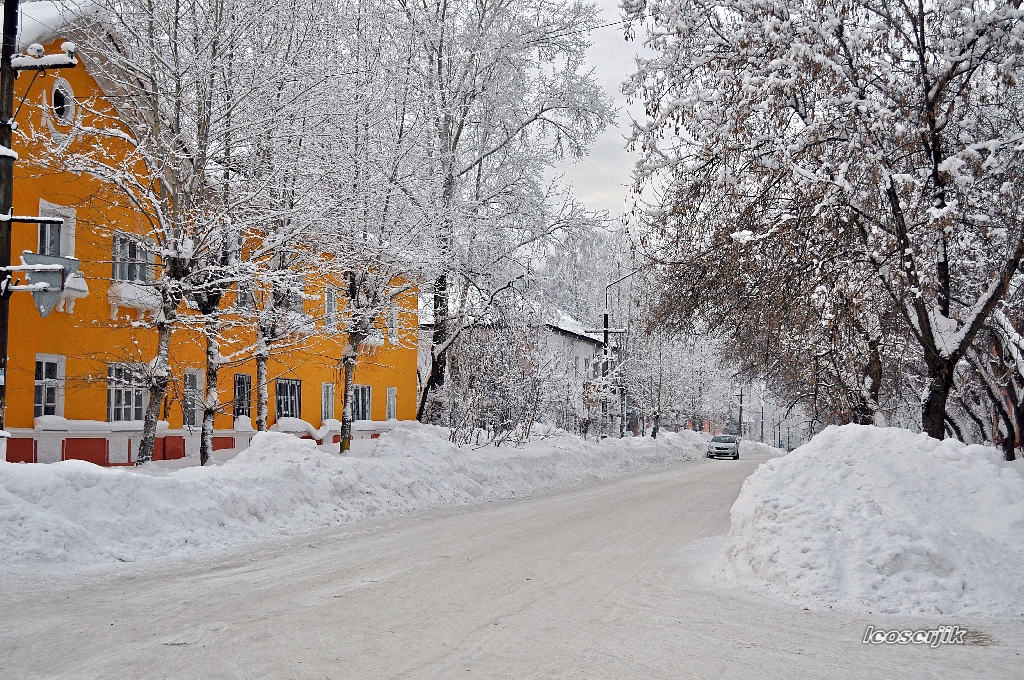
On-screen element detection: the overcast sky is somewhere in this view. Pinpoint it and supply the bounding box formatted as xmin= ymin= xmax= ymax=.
xmin=552 ymin=0 xmax=647 ymax=216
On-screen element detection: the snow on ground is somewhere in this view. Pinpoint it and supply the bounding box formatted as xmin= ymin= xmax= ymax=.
xmin=727 ymin=424 xmax=1024 ymax=617
xmin=0 ymin=423 xmax=709 ymax=569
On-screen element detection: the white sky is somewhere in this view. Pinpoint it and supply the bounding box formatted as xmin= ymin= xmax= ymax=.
xmin=552 ymin=0 xmax=647 ymax=216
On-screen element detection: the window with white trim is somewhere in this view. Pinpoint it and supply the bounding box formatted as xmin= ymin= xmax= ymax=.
xmin=38 ymin=200 xmax=75 ymax=258
xmin=387 ymin=307 xmax=399 ymax=344
xmin=107 ymin=363 xmax=146 ymax=422
xmin=34 ymin=354 xmax=65 ymax=417
xmin=233 ymin=373 xmax=252 ymax=418
xmin=386 ymin=387 xmax=397 ymax=420
xmin=52 ymin=79 xmax=75 ymax=124
xmin=184 ymin=369 xmax=204 ymax=428
xmin=321 ymin=383 xmax=335 ymax=422
xmin=324 ymin=287 xmax=337 ymax=328
xmin=112 ymin=233 xmax=153 ymax=283
xmin=236 ymin=280 xmax=255 ymax=309
xmin=351 ymin=384 xmax=371 ymax=421
xmin=276 ymin=378 xmax=302 ymax=419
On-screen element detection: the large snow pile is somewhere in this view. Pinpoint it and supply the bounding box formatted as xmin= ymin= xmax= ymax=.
xmin=727 ymin=424 xmax=1024 ymax=616
xmin=0 ymin=423 xmax=708 ymax=568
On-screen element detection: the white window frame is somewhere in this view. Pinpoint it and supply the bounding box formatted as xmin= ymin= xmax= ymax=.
xmin=322 ymin=382 xmax=335 ymax=422
xmin=236 ymin=280 xmax=255 ymax=310
xmin=34 ymin=353 xmax=65 ymax=417
xmin=38 ymin=199 xmax=76 ymax=258
xmin=387 ymin=307 xmax=399 ymax=344
xmin=108 ymin=363 xmax=147 ymax=422
xmin=386 ymin=387 xmax=397 ymax=420
xmin=276 ymin=378 xmax=302 ymax=419
xmin=352 ymin=384 xmax=372 ymax=421
xmin=112 ymin=232 xmax=154 ymax=283
xmin=233 ymin=373 xmax=252 ymax=418
xmin=324 ymin=287 xmax=338 ymax=328
xmin=184 ymin=369 xmax=204 ymax=429
xmin=51 ymin=78 xmax=76 ymax=125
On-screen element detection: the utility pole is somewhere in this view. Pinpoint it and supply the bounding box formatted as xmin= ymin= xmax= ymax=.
xmin=593 ymin=270 xmax=634 ymax=438
xmin=737 ymin=384 xmax=743 ymax=436
xmin=0 ymin=0 xmax=20 ymax=430
xmin=760 ymin=405 xmax=764 ymax=442
xmin=0 ymin=0 xmax=77 ymax=433
xmin=787 ymin=425 xmax=791 ymax=451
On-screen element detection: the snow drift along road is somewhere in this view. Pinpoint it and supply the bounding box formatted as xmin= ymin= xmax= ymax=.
xmin=0 ymin=423 xmax=708 ymax=567
xmin=728 ymin=424 xmax=1024 ymax=616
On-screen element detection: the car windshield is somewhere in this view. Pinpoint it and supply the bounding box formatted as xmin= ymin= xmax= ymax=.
xmin=711 ymin=435 xmax=738 ymax=443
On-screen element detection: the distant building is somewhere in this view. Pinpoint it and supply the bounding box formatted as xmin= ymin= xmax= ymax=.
xmin=544 ymin=310 xmax=604 ymax=435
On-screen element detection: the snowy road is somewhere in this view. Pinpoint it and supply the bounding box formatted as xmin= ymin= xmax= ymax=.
xmin=1 ymin=449 xmax=1020 ymax=679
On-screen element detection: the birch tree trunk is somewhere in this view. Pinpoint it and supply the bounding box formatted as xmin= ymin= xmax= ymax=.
xmin=199 ymin=313 xmax=221 ymax=465
xmin=255 ymin=336 xmax=269 ymax=431
xmin=340 ymin=343 xmax=359 ymax=452
xmin=138 ymin=316 xmax=174 ymax=464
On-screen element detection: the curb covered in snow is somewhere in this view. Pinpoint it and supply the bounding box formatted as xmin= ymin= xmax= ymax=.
xmin=0 ymin=423 xmax=709 ymax=568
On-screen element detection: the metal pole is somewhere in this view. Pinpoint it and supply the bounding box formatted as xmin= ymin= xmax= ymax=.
xmin=737 ymin=384 xmax=743 ymax=436
xmin=760 ymin=405 xmax=764 ymax=442
xmin=602 ymin=304 xmax=608 ymax=438
xmin=0 ymin=0 xmax=20 ymax=431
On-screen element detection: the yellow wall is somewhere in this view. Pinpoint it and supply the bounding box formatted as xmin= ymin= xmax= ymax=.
xmin=6 ymin=40 xmax=418 ymax=430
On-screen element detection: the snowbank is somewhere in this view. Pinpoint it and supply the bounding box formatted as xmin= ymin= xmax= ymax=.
xmin=727 ymin=424 xmax=1024 ymax=616
xmin=0 ymin=423 xmax=708 ymax=568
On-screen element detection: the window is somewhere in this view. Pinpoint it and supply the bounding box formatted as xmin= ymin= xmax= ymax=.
xmin=387 ymin=308 xmax=399 ymax=344
xmin=386 ymin=387 xmax=397 ymax=420
xmin=112 ymin=233 xmax=151 ymax=283
xmin=236 ymin=280 xmax=255 ymax=309
xmin=324 ymin=287 xmax=337 ymax=327
xmin=276 ymin=284 xmax=304 ymax=312
xmin=38 ymin=221 xmax=61 ymax=256
xmin=34 ymin=355 xmax=64 ymax=417
xmin=184 ymin=369 xmax=203 ymax=428
xmin=51 ymin=79 xmax=75 ymax=125
xmin=322 ymin=383 xmax=335 ymax=422
xmin=107 ymin=363 xmax=145 ymax=422
xmin=233 ymin=374 xmax=252 ymax=418
xmin=276 ymin=378 xmax=301 ymax=419
xmin=38 ymin=200 xmax=75 ymax=258
xmin=351 ymin=384 xmax=371 ymax=421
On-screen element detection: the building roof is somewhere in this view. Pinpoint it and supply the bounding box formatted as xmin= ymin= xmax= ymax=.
xmin=1 ymin=1 xmax=94 ymax=52
xmin=546 ymin=309 xmax=603 ymax=346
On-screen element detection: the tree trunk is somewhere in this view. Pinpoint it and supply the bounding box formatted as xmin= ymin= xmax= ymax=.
xmin=255 ymin=337 xmax=269 ymax=431
xmin=340 ymin=343 xmax=358 ymax=452
xmin=921 ymin=358 xmax=955 ymax=439
xmin=651 ymin=412 xmax=660 ymax=439
xmin=199 ymin=313 xmax=221 ymax=466
xmin=138 ymin=319 xmax=173 ymax=464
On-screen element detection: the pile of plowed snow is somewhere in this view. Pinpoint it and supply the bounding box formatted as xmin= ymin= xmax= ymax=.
xmin=727 ymin=424 xmax=1024 ymax=616
xmin=0 ymin=423 xmax=708 ymax=567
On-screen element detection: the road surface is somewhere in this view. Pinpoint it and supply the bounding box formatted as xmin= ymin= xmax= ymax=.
xmin=1 ymin=449 xmax=1020 ymax=678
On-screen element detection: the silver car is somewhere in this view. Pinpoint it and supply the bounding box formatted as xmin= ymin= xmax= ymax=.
xmin=707 ymin=435 xmax=740 ymax=459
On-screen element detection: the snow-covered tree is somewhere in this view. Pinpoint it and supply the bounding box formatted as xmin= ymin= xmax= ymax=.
xmin=624 ymin=0 xmax=1024 ymax=439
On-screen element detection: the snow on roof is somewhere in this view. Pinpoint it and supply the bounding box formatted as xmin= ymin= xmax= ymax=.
xmin=1 ymin=1 xmax=94 ymax=52
xmin=547 ymin=308 xmax=603 ymax=345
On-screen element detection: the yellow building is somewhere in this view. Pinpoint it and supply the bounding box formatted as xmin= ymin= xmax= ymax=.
xmin=3 ymin=6 xmax=417 ymax=464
